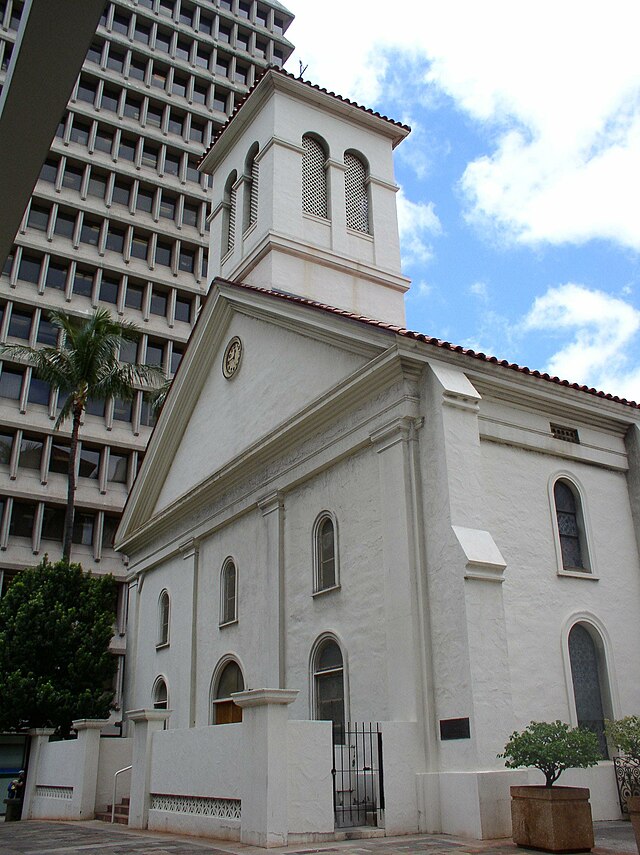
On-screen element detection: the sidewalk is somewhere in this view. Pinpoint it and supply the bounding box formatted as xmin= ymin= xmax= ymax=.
xmin=0 ymin=821 xmax=636 ymax=855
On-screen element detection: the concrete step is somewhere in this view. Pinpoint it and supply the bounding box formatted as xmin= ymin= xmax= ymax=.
xmin=95 ymin=810 xmax=129 ymax=825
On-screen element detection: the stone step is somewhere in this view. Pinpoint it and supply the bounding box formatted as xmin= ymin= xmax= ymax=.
xmin=95 ymin=810 xmax=129 ymax=825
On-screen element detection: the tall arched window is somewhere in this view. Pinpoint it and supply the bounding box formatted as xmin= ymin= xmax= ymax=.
xmin=568 ymin=623 xmax=610 ymax=756
xmin=223 ymin=170 xmax=237 ymax=255
xmin=302 ymin=134 xmax=328 ymax=219
xmin=313 ymin=513 xmax=338 ymax=593
xmin=554 ymin=479 xmax=589 ymax=572
xmin=313 ymin=637 xmax=345 ymax=742
xmin=157 ymin=589 xmax=170 ymax=646
xmin=211 ymin=659 xmax=244 ymax=724
xmin=152 ymin=676 xmax=168 ymax=710
xmin=243 ymin=143 xmax=259 ymax=232
xmin=220 ymin=558 xmax=237 ymax=625
xmin=344 ymin=151 xmax=369 ymax=233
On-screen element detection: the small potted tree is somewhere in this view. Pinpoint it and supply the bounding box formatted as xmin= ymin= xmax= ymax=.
xmin=501 ymin=721 xmax=601 ymax=852
xmin=605 ymin=716 xmax=640 ymax=851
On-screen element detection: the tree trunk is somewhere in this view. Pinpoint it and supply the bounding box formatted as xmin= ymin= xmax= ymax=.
xmin=62 ymin=403 xmax=82 ymax=562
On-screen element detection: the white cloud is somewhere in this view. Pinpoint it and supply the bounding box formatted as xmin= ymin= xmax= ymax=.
xmin=522 ymin=283 xmax=640 ymax=399
xmin=396 ymin=187 xmax=441 ymax=267
xmin=286 ymin=0 xmax=640 ymax=251
xmin=469 ymin=281 xmax=488 ymax=300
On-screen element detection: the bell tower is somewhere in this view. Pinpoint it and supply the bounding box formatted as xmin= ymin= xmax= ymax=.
xmin=199 ymin=69 xmax=411 ymax=326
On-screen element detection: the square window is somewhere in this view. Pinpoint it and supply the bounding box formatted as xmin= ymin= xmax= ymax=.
xmin=189 ymin=122 xmax=204 ymax=144
xmin=236 ymin=30 xmax=249 ymax=52
xmin=150 ymin=288 xmax=168 ymax=316
xmin=151 ymin=65 xmax=167 ymax=89
xmin=102 ymin=515 xmax=120 ymax=548
xmin=238 ymin=1 xmax=250 ymax=18
xmin=19 ymin=255 xmax=41 ymax=284
xmin=255 ymin=38 xmax=267 ymax=58
xmin=131 ymin=234 xmax=148 ymax=260
xmin=216 ymin=55 xmax=229 ymax=77
xmin=136 ymin=187 xmax=154 ymax=213
xmin=120 ymin=339 xmax=138 ymax=363
xmin=273 ymin=15 xmax=284 ymax=34
xmin=186 ymin=158 xmax=201 ymax=183
xmin=78 ymin=444 xmax=101 ymax=479
xmin=195 ymin=48 xmax=210 ymax=69
xmin=174 ymin=295 xmax=191 ymax=323
xmin=146 ymin=340 xmax=164 ymax=365
xmin=155 ymin=241 xmax=172 ymax=267
xmin=9 ymin=501 xmax=36 ymax=539
xmin=28 ymin=205 xmax=49 ymax=231
xmin=113 ymin=397 xmax=132 ymax=422
xmin=80 ymin=219 xmax=101 ymax=246
xmin=108 ymin=451 xmax=128 ymax=482
xmin=179 ymin=247 xmax=195 ymax=273
xmin=42 ymin=506 xmax=65 ymax=541
xmin=256 ymin=5 xmax=268 ymax=27
xmin=129 ymin=57 xmax=147 ymax=80
xmin=0 ymin=431 xmax=14 ymax=465
xmin=124 ymin=96 xmax=142 ymax=121
xmin=272 ymin=47 xmax=283 ymax=67
xmin=49 ymin=440 xmax=71 ymax=473
xmin=142 ymin=143 xmax=159 ymax=169
xmin=155 ymin=30 xmax=171 ymax=53
xmin=87 ymin=41 xmax=102 ymax=64
xmin=8 ymin=310 xmax=32 ymax=340
xmin=235 ymin=64 xmax=248 ymax=85
xmin=134 ymin=21 xmax=151 ymax=44
xmin=198 ymin=13 xmax=213 ymax=34
xmin=46 ymin=262 xmax=67 ymax=291
xmin=70 ymin=119 xmax=91 ymax=145
xmin=2 ymin=252 xmax=14 ymax=277
xmin=106 ymin=227 xmax=125 ymax=254
xmin=213 ymin=91 xmax=227 ymax=112
xmin=54 ymin=211 xmax=76 ymax=238
xmin=106 ymin=49 xmax=125 ymax=73
xmin=168 ymin=112 xmax=184 ymax=136
xmin=159 ymin=193 xmax=176 ymax=219
xmin=219 ymin=0 xmax=231 ymax=10
xmin=55 ymin=119 xmax=66 ymax=139
xmin=0 ymin=366 xmax=24 ymax=399
xmin=94 ymin=127 xmax=114 ymax=153
xmin=139 ymin=398 xmax=157 ymax=427
xmin=19 ymin=434 xmax=42 ymax=470
xmin=182 ymin=202 xmax=199 ymax=226
xmin=37 ymin=317 xmax=58 ymax=345
xmin=100 ymin=276 xmax=120 ymax=303
xmin=62 ymin=165 xmax=84 ymax=191
xmin=192 ymin=82 xmax=208 ymax=104
xmin=218 ymin=25 xmax=231 ymax=43
xmin=164 ymin=152 xmax=180 ymax=175
xmin=112 ymin=179 xmax=131 ymax=206
xmin=40 ymin=159 xmax=58 ymax=183
xmin=73 ymin=268 xmax=94 ymax=297
xmin=85 ymin=398 xmax=105 ymax=417
xmin=119 ymin=137 xmax=136 ymax=161
xmin=146 ymin=104 xmax=163 ymax=126
xmin=28 ymin=376 xmax=50 ymax=406
xmin=88 ymin=172 xmax=107 ymax=199
xmin=159 ymin=0 xmax=173 ymax=17
xmin=72 ymin=511 xmax=95 ymax=545
xmin=175 ymin=38 xmax=190 ymax=61
xmin=77 ymin=79 xmax=97 ymax=103
xmin=172 ymin=74 xmax=188 ymax=97
xmin=112 ymin=12 xmax=129 ymax=35
xmin=101 ymin=87 xmax=120 ymax=112
xmin=171 ymin=345 xmax=183 ymax=373
xmin=179 ymin=3 xmax=193 ymax=27
xmin=125 ymin=282 xmax=144 ymax=310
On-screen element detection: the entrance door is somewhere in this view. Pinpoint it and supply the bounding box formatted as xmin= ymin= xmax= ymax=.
xmin=332 ymin=722 xmax=384 ymax=828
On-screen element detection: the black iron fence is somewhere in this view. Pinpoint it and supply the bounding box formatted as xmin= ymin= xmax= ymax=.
xmin=332 ymin=722 xmax=384 ymax=828
xmin=613 ymin=757 xmax=640 ymax=816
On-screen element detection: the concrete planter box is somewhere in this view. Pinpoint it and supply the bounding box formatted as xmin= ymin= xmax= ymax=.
xmin=510 ymin=786 xmax=594 ymax=853
xmin=628 ymin=796 xmax=640 ymax=854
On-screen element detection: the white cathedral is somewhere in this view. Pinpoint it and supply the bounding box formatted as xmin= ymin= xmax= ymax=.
xmin=23 ymin=68 xmax=640 ymax=844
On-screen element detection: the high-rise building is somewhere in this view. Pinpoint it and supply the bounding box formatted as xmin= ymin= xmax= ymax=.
xmin=0 ymin=0 xmax=294 ymax=689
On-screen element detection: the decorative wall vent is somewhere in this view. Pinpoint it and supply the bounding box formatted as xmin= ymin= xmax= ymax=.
xmin=344 ymin=152 xmax=369 ymax=233
xmin=550 ymin=424 xmax=580 ymax=444
xmin=302 ymin=135 xmax=328 ymax=219
xmin=35 ymin=785 xmax=73 ymax=800
xmin=150 ymin=793 xmax=241 ymax=819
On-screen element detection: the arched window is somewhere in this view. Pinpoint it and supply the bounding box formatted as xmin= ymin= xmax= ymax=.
xmin=313 ymin=637 xmax=345 ymax=742
xmin=157 ymin=589 xmax=170 ymax=646
xmin=313 ymin=513 xmax=338 ymax=592
xmin=344 ymin=151 xmax=369 ymax=233
xmin=220 ymin=558 xmax=237 ymax=625
xmin=554 ymin=479 xmax=589 ymax=572
xmin=243 ymin=143 xmax=259 ymax=232
xmin=152 ymin=676 xmax=168 ymax=710
xmin=211 ymin=659 xmax=244 ymax=724
xmin=223 ymin=170 xmax=237 ymax=255
xmin=568 ymin=623 xmax=610 ymax=756
xmin=302 ymin=134 xmax=328 ymax=219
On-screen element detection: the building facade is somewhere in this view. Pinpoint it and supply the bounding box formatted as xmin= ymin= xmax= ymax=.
xmin=0 ymin=0 xmax=293 ymax=703
xmin=101 ymin=70 xmax=640 ymax=841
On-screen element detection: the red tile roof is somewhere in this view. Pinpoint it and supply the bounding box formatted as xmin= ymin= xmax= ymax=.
xmin=220 ymin=278 xmax=640 ymax=410
xmin=198 ymin=67 xmax=411 ymax=167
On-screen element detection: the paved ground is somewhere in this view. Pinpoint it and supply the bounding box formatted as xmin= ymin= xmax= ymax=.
xmin=0 ymin=821 xmax=636 ymax=855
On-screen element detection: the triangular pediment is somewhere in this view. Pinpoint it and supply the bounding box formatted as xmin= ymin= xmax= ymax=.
xmin=117 ymin=281 xmax=394 ymax=549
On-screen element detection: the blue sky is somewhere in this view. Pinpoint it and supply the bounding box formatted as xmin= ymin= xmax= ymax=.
xmin=284 ymin=0 xmax=640 ymax=401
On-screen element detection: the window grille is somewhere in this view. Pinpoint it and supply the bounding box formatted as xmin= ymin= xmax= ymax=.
xmin=551 ymin=423 xmax=580 ymax=443
xmin=344 ymin=152 xmax=369 ymax=233
xmin=302 ymin=135 xmax=328 ymax=218
xmin=227 ymin=185 xmax=236 ymax=253
xmin=249 ymin=158 xmax=259 ymax=226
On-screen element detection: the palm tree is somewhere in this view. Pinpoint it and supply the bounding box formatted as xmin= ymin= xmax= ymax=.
xmin=1 ymin=308 xmax=164 ymax=561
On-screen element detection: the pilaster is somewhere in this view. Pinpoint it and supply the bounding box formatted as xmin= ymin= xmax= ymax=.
xmin=126 ymin=708 xmax=171 ymax=828
xmin=257 ymin=492 xmax=284 ymax=687
xmin=180 ymin=537 xmax=200 ymax=727
xmin=22 ymin=728 xmax=55 ymax=819
xmin=70 ymin=718 xmax=109 ymax=818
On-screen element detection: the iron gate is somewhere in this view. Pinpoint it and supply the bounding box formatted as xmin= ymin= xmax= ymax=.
xmin=332 ymin=722 xmax=384 ymax=828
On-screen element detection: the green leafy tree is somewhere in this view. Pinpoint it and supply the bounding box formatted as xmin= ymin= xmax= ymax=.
xmin=500 ymin=720 xmax=601 ymax=787
xmin=0 ymin=558 xmax=118 ymax=736
xmin=605 ymin=716 xmax=640 ymax=764
xmin=1 ymin=309 xmax=163 ymax=560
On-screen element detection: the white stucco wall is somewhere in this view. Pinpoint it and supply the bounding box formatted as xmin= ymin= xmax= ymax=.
xmin=95 ymin=738 xmax=133 ymax=812
xmin=29 ymin=739 xmax=78 ymax=820
xmin=287 ymin=720 xmax=334 ymax=836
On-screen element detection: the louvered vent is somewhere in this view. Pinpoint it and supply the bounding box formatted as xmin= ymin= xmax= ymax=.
xmin=302 ymin=135 xmax=328 ymax=218
xmin=344 ymin=152 xmax=369 ymax=233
